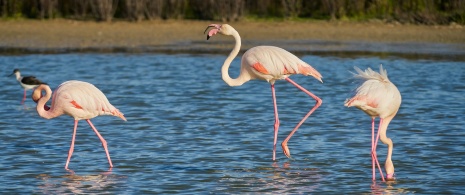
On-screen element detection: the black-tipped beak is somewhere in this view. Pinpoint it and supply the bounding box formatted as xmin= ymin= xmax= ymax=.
xmin=204 ymin=25 xmax=213 ymax=34
xmin=204 ymin=26 xmax=212 ymax=40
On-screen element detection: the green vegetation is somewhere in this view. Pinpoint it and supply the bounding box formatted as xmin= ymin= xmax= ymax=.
xmin=0 ymin=0 xmax=464 ymax=24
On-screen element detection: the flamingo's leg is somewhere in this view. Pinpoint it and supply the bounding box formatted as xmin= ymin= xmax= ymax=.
xmin=271 ymin=84 xmax=280 ymax=161
xmin=372 ymin=118 xmax=375 ymax=180
xmin=373 ymin=118 xmax=385 ymax=182
xmin=281 ymin=78 xmax=322 ymax=158
xmin=65 ymin=120 xmax=79 ymax=170
xmin=86 ymin=119 xmax=113 ymax=168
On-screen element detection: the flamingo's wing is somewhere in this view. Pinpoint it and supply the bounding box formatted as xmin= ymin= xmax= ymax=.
xmin=243 ymin=46 xmax=322 ymax=82
xmin=56 ymin=81 xmax=126 ymax=121
xmin=345 ymin=79 xmax=385 ymax=108
xmin=345 ymin=65 xmax=401 ymax=118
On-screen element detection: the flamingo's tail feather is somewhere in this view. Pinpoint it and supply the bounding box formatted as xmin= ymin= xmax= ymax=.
xmin=112 ymin=109 xmax=127 ymax=121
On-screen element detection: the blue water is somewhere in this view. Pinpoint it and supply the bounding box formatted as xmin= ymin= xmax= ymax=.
xmin=0 ymin=53 xmax=464 ymax=194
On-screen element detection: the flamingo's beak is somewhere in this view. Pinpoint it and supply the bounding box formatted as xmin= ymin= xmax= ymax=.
xmin=206 ymin=29 xmax=219 ymax=40
xmin=204 ymin=24 xmax=221 ymax=40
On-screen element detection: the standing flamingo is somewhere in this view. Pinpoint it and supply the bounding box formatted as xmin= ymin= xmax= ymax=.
xmin=9 ymin=69 xmax=47 ymax=104
xmin=344 ymin=65 xmax=401 ymax=181
xmin=204 ymin=24 xmax=323 ymax=161
xmin=32 ymin=80 xmax=126 ymax=169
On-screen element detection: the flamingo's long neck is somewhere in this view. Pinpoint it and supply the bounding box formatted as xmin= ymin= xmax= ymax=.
xmin=379 ymin=115 xmax=395 ymax=178
xmin=34 ymin=85 xmax=60 ymax=119
xmin=221 ymin=29 xmax=250 ymax=87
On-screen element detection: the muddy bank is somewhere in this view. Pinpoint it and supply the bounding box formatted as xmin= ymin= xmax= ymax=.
xmin=0 ymin=19 xmax=464 ymax=60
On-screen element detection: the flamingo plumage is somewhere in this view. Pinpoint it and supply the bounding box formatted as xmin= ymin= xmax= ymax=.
xmin=205 ymin=24 xmax=323 ymax=161
xmin=344 ymin=65 xmax=401 ymax=181
xmin=32 ymin=80 xmax=126 ymax=169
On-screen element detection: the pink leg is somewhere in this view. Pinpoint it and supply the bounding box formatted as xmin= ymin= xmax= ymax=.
xmin=373 ymin=119 xmax=385 ymax=181
xmin=65 ymin=120 xmax=79 ymax=170
xmin=271 ymin=84 xmax=280 ymax=161
xmin=86 ymin=119 xmax=113 ymax=168
xmin=371 ymin=118 xmax=375 ymax=180
xmin=21 ymin=89 xmax=27 ymax=104
xmin=281 ymin=78 xmax=322 ymax=158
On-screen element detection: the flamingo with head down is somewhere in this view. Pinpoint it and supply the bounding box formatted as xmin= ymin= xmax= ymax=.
xmin=345 ymin=65 xmax=401 ymax=181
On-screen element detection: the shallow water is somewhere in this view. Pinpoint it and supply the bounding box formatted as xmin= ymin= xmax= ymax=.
xmin=0 ymin=53 xmax=464 ymax=194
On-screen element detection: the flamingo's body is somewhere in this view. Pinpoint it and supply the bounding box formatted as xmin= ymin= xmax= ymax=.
xmin=344 ymin=65 xmax=401 ymax=181
xmin=205 ymin=24 xmax=322 ymax=160
xmin=32 ymin=80 xmax=126 ymax=169
xmin=10 ymin=69 xmax=47 ymax=104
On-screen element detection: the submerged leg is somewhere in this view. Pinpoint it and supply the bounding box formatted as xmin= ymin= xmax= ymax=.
xmin=86 ymin=119 xmax=113 ymax=168
xmin=281 ymin=78 xmax=322 ymax=158
xmin=373 ymin=118 xmax=385 ymax=181
xmin=271 ymin=84 xmax=280 ymax=161
xmin=65 ymin=120 xmax=79 ymax=170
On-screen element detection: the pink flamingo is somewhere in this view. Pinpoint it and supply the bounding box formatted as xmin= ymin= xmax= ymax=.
xmin=9 ymin=69 xmax=47 ymax=104
xmin=344 ymin=65 xmax=401 ymax=181
xmin=32 ymin=80 xmax=126 ymax=169
xmin=204 ymin=24 xmax=323 ymax=161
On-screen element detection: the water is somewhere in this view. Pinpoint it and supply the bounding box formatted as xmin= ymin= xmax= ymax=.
xmin=0 ymin=52 xmax=464 ymax=194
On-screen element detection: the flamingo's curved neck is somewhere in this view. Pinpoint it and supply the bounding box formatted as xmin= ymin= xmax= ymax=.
xmin=378 ymin=115 xmax=395 ymax=176
xmin=34 ymin=85 xmax=59 ymax=119
xmin=221 ymin=29 xmax=250 ymax=86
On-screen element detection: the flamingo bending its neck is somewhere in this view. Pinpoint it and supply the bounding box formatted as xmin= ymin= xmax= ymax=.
xmin=345 ymin=65 xmax=401 ymax=181
xmin=32 ymin=80 xmax=126 ymax=169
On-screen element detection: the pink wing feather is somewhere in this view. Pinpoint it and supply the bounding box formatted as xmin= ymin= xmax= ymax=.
xmin=53 ymin=80 xmax=126 ymax=121
xmin=242 ymin=46 xmax=323 ymax=82
xmin=344 ymin=65 xmax=401 ymax=118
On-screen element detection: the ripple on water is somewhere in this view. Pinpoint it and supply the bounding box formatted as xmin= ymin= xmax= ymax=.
xmin=0 ymin=53 xmax=464 ymax=193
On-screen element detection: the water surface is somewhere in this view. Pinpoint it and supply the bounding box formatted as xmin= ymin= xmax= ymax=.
xmin=0 ymin=53 xmax=464 ymax=194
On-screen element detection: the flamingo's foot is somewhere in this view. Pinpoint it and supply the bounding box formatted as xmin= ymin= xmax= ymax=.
xmin=281 ymin=142 xmax=291 ymax=158
xmin=66 ymin=168 xmax=75 ymax=175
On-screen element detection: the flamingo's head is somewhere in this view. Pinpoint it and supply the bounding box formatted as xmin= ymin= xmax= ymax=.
xmin=204 ymin=24 xmax=235 ymax=40
xmin=31 ymin=85 xmax=44 ymax=103
xmin=32 ymin=84 xmax=50 ymax=111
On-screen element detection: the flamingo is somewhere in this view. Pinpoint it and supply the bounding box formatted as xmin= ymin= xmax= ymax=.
xmin=344 ymin=65 xmax=401 ymax=181
xmin=204 ymin=24 xmax=323 ymax=161
xmin=32 ymin=80 xmax=126 ymax=169
xmin=9 ymin=69 xmax=47 ymax=104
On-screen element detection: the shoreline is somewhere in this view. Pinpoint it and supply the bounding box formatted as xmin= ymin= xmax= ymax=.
xmin=0 ymin=19 xmax=464 ymax=60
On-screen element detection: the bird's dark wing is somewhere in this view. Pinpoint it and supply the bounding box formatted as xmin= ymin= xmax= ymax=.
xmin=21 ymin=76 xmax=47 ymax=85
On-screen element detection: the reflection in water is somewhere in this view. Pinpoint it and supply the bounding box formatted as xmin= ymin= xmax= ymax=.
xmin=218 ymin=162 xmax=323 ymax=193
xmin=370 ymin=180 xmax=414 ymax=195
xmin=267 ymin=162 xmax=323 ymax=193
xmin=1 ymin=54 xmax=464 ymax=193
xmin=36 ymin=169 xmax=126 ymax=194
